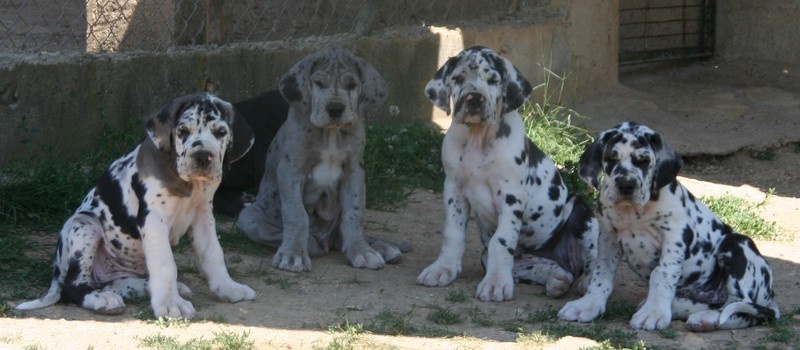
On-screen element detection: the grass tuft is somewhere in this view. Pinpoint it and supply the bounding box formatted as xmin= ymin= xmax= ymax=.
xmin=138 ymin=330 xmax=254 ymax=350
xmin=426 ymin=306 xmax=463 ymax=325
xmin=521 ymin=66 xmax=593 ymax=196
xmin=702 ymin=190 xmax=782 ymax=240
xmin=363 ymin=123 xmax=445 ymax=210
xmin=363 ymin=309 xmax=417 ymax=336
xmin=0 ymin=121 xmax=141 ymax=230
xmin=444 ymin=289 xmax=468 ymax=303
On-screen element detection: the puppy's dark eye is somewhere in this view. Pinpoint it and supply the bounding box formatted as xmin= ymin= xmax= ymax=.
xmin=176 ymin=126 xmax=190 ymax=139
xmin=452 ymin=75 xmax=465 ymax=84
xmin=213 ymin=127 xmax=228 ymax=138
xmin=633 ymin=157 xmax=650 ymax=167
xmin=487 ymin=76 xmax=499 ymax=85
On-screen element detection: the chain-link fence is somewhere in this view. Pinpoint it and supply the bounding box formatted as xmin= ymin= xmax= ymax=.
xmin=1 ymin=0 xmax=531 ymax=54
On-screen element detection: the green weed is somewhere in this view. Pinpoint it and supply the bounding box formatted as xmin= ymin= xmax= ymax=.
xmin=138 ymin=330 xmax=254 ymax=350
xmin=702 ymin=190 xmax=782 ymax=240
xmin=516 ymin=329 xmax=557 ymax=346
xmin=466 ymin=306 xmax=494 ymax=327
xmin=363 ymin=309 xmax=417 ymax=336
xmin=444 ymin=289 xmax=468 ymax=303
xmin=363 ymin=122 xmax=445 ymax=210
xmin=315 ymin=323 xmax=368 ymax=350
xmin=152 ymin=316 xmax=191 ymax=328
xmin=521 ymin=66 xmax=593 ymax=196
xmin=426 ymin=306 xmax=463 ymax=325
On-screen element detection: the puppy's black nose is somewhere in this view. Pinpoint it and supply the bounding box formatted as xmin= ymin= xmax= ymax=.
xmin=615 ymin=177 xmax=637 ymax=196
xmin=193 ymin=150 xmax=214 ymax=168
xmin=326 ymin=101 xmax=346 ymax=119
xmin=465 ymin=92 xmax=484 ymax=110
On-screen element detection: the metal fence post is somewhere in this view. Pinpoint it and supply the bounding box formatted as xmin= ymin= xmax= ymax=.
xmin=354 ymin=0 xmax=386 ymax=36
xmin=206 ymin=0 xmax=226 ymax=44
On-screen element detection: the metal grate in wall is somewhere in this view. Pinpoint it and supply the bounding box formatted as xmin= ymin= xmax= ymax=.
xmin=619 ymin=0 xmax=715 ymax=65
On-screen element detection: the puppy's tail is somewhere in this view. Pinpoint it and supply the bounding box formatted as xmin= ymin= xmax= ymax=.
xmin=719 ymin=300 xmax=780 ymax=325
xmin=16 ymin=279 xmax=62 ymax=310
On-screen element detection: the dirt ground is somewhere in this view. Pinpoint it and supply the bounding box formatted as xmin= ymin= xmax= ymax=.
xmin=3 ymin=60 xmax=800 ymax=349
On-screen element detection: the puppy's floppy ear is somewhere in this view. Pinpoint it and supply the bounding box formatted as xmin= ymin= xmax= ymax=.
xmin=579 ymin=128 xmax=620 ymax=190
xmin=217 ymin=99 xmax=254 ymax=165
xmin=647 ymin=131 xmax=683 ymax=191
xmin=349 ymin=50 xmax=389 ymax=115
xmin=145 ymin=94 xmax=195 ymax=154
xmin=496 ymin=55 xmax=532 ymax=114
xmin=579 ymin=138 xmax=604 ymax=190
xmin=279 ymin=49 xmax=326 ymax=113
xmin=424 ymin=54 xmax=460 ymax=115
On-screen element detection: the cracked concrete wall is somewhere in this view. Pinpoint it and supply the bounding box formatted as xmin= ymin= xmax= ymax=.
xmin=716 ymin=1 xmax=800 ymax=63
xmin=0 ymin=2 xmax=618 ymax=165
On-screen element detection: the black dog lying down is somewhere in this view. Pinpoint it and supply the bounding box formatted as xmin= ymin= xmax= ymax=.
xmin=214 ymin=90 xmax=289 ymax=216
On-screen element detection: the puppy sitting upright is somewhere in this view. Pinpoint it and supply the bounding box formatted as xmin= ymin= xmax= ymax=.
xmin=238 ymin=47 xmax=404 ymax=272
xmin=417 ymin=46 xmax=599 ymax=301
xmin=559 ymin=122 xmax=779 ymax=331
xmin=16 ymin=93 xmax=256 ymax=318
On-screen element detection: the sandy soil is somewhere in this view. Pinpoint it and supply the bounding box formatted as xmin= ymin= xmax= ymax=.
xmin=3 ymin=60 xmax=800 ymax=349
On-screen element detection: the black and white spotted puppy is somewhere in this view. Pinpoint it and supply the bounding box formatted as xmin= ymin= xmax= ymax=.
xmin=558 ymin=122 xmax=779 ymax=331
xmin=16 ymin=93 xmax=257 ymax=318
xmin=417 ymin=46 xmax=599 ymax=302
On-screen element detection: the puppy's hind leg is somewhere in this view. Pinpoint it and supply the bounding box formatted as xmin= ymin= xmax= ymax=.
xmin=513 ymin=255 xmax=573 ymax=298
xmin=59 ymin=214 xmax=127 ymax=315
xmin=105 ymin=277 xmax=193 ymax=300
xmin=237 ymin=201 xmax=284 ymax=246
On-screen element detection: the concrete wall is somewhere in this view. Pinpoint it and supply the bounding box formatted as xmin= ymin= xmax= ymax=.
xmin=716 ymin=1 xmax=800 ymax=62
xmin=0 ymin=1 xmax=618 ymax=165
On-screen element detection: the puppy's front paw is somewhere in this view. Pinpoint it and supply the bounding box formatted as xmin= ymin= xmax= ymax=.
xmin=417 ymin=260 xmax=461 ymax=287
xmin=347 ymin=246 xmax=386 ymax=269
xmin=630 ymin=302 xmax=672 ymax=330
xmin=151 ymin=294 xmax=195 ymax=319
xmin=211 ymin=280 xmax=256 ymax=303
xmin=367 ymin=238 xmax=409 ymax=264
xmin=476 ymin=272 xmax=514 ymax=301
xmin=558 ymin=296 xmax=606 ymax=323
xmin=344 ymin=239 xmax=385 ymax=269
xmin=272 ymin=246 xmax=312 ymax=272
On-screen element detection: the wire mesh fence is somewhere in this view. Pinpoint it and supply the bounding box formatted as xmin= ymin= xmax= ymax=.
xmin=1 ymin=0 xmax=528 ymax=54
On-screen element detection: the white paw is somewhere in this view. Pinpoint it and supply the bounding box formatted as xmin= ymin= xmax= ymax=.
xmin=686 ymin=310 xmax=720 ymax=332
xmin=630 ymin=303 xmax=672 ymax=330
xmin=83 ymin=291 xmax=126 ymax=315
xmin=347 ymin=248 xmax=386 ymax=269
xmin=476 ymin=272 xmax=515 ymax=302
xmin=211 ymin=280 xmax=257 ymax=303
xmin=417 ymin=260 xmax=461 ymax=287
xmin=272 ymin=246 xmax=312 ymax=272
xmin=545 ymin=271 xmax=573 ymax=298
xmin=151 ymin=294 xmax=196 ymax=319
xmin=558 ymin=296 xmax=606 ymax=323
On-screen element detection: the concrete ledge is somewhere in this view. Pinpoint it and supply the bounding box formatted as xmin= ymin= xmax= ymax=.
xmin=0 ymin=2 xmax=618 ymax=165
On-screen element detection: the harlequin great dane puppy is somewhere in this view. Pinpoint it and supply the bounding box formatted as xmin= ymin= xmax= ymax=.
xmin=16 ymin=93 xmax=257 ymax=318
xmin=237 ymin=47 xmax=405 ymax=272
xmin=417 ymin=46 xmax=599 ymax=301
xmin=559 ymin=122 xmax=779 ymax=331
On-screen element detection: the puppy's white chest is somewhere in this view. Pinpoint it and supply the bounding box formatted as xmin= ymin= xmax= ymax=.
xmin=308 ymin=147 xmax=346 ymax=188
xmin=607 ymin=208 xmax=664 ymax=279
